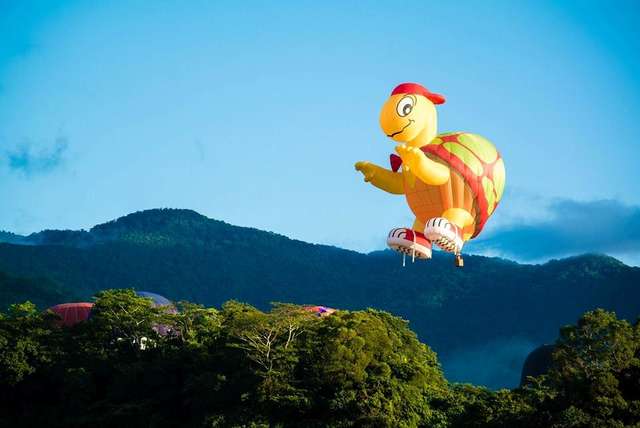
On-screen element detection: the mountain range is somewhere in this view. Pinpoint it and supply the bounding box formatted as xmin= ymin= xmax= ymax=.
xmin=1 ymin=208 xmax=638 ymax=388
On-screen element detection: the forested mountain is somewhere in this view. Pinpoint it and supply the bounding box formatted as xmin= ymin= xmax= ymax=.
xmin=0 ymin=271 xmax=75 ymax=311
xmin=1 ymin=208 xmax=639 ymax=388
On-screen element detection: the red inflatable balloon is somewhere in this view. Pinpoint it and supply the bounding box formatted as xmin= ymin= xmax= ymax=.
xmin=48 ymin=302 xmax=94 ymax=327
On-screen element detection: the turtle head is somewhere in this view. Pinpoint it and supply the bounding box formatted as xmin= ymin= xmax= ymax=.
xmin=379 ymin=83 xmax=444 ymax=147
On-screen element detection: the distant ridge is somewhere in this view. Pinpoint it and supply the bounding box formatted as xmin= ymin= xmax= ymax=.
xmin=0 ymin=230 xmax=27 ymax=245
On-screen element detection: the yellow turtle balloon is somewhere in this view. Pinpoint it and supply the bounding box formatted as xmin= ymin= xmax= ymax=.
xmin=355 ymin=83 xmax=505 ymax=267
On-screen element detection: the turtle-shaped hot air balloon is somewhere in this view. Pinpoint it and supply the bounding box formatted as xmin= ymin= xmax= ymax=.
xmin=355 ymin=83 xmax=505 ymax=266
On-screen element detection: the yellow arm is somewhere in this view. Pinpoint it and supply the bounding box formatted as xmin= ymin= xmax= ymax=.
xmin=354 ymin=161 xmax=404 ymax=195
xmin=395 ymin=145 xmax=450 ymax=186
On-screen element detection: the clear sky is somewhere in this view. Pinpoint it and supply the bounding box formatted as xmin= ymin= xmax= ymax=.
xmin=1 ymin=0 xmax=639 ymax=264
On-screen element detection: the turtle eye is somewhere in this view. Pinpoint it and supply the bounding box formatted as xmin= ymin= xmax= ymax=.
xmin=396 ymin=96 xmax=414 ymax=117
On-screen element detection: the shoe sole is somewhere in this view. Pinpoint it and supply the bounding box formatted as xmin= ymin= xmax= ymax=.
xmin=424 ymin=218 xmax=463 ymax=254
xmin=387 ymin=237 xmax=432 ymax=259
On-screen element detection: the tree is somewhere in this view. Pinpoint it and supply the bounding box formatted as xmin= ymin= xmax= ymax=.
xmin=88 ymin=289 xmax=167 ymax=354
xmin=0 ymin=301 xmax=60 ymax=385
xmin=297 ymin=309 xmax=450 ymax=427
xmin=175 ymin=301 xmax=221 ymax=347
xmin=544 ymin=309 xmax=640 ymax=426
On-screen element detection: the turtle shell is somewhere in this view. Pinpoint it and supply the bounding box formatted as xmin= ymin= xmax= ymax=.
xmin=421 ymin=132 xmax=505 ymax=238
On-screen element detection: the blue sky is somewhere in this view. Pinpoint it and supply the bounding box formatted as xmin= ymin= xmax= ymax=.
xmin=1 ymin=0 xmax=640 ymax=265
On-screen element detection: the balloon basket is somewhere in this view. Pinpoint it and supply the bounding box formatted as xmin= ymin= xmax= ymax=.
xmin=455 ymin=254 xmax=464 ymax=268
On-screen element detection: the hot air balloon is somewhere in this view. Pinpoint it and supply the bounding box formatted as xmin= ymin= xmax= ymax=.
xmin=136 ymin=291 xmax=177 ymax=313
xmin=136 ymin=291 xmax=177 ymax=336
xmin=355 ymin=83 xmax=505 ymax=267
xmin=303 ymin=305 xmax=336 ymax=317
xmin=48 ymin=302 xmax=94 ymax=327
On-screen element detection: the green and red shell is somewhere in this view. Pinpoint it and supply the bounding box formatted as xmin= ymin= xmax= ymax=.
xmin=422 ymin=132 xmax=505 ymax=238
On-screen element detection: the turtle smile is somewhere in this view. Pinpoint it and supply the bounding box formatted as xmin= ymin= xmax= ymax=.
xmin=387 ymin=119 xmax=414 ymax=137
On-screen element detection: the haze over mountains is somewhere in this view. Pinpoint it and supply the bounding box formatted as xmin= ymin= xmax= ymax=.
xmin=1 ymin=208 xmax=639 ymax=389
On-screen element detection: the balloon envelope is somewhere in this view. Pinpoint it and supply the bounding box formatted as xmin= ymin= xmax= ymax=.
xmin=136 ymin=291 xmax=177 ymax=314
xmin=136 ymin=291 xmax=177 ymax=335
xmin=48 ymin=302 xmax=94 ymax=327
xmin=303 ymin=305 xmax=336 ymax=317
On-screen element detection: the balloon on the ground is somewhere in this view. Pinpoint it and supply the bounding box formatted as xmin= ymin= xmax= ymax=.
xmin=136 ymin=291 xmax=176 ymax=312
xmin=136 ymin=290 xmax=177 ymax=335
xmin=303 ymin=305 xmax=336 ymax=317
xmin=48 ymin=302 xmax=94 ymax=327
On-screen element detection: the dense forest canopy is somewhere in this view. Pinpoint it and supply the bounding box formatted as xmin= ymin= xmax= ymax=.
xmin=1 ymin=291 xmax=639 ymax=427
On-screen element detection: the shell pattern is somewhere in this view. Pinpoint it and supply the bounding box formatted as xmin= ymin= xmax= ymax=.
xmin=404 ymin=132 xmax=505 ymax=240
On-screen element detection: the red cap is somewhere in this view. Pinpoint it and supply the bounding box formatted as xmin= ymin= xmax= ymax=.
xmin=391 ymin=82 xmax=445 ymax=105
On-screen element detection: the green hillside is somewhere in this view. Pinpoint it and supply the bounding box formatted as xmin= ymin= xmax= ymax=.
xmin=0 ymin=271 xmax=75 ymax=310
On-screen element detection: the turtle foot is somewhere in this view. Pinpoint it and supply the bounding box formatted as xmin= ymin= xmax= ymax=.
xmin=424 ymin=217 xmax=464 ymax=254
xmin=387 ymin=228 xmax=432 ymax=260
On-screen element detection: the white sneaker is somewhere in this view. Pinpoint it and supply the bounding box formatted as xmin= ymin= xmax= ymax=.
xmin=424 ymin=218 xmax=464 ymax=254
xmin=387 ymin=228 xmax=432 ymax=259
